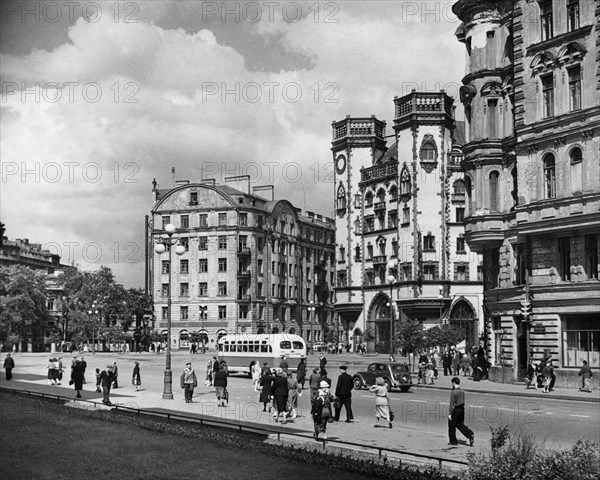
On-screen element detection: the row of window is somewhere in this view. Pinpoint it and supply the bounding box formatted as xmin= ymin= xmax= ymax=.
xmin=539 ymin=0 xmax=580 ymax=43
xmin=540 ymin=65 xmax=581 ymax=119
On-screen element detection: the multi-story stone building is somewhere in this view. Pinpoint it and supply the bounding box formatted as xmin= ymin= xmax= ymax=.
xmin=332 ymin=92 xmax=484 ymax=354
xmin=0 ymin=236 xmax=63 ymax=273
xmin=453 ymin=0 xmax=599 ymax=386
xmin=147 ymin=177 xmax=336 ymax=351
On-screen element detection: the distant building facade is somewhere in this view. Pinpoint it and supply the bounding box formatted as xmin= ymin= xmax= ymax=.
xmin=0 ymin=237 xmax=63 ymax=273
xmin=453 ymin=0 xmax=599 ymax=385
xmin=332 ymin=92 xmax=484 ymax=354
xmin=147 ymin=178 xmax=336 ymax=350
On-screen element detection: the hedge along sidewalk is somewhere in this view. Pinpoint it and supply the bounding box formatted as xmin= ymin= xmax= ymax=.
xmin=0 ymin=391 xmax=461 ymax=480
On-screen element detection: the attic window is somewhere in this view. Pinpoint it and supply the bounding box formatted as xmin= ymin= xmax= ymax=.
xmin=239 ymin=197 xmax=244 ymax=204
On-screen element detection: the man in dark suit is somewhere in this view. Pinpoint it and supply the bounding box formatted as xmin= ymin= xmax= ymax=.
xmin=334 ymin=365 xmax=354 ymax=422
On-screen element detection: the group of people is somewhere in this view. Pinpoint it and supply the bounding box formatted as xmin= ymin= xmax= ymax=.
xmin=526 ymin=356 xmax=556 ymax=393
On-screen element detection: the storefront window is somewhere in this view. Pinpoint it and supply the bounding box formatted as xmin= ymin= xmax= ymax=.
xmin=563 ymin=316 xmax=600 ymax=367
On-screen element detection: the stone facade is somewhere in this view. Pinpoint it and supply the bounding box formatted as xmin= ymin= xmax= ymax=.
xmin=147 ymin=179 xmax=335 ymax=351
xmin=332 ymin=93 xmax=484 ymax=354
xmin=453 ymin=0 xmax=599 ymax=387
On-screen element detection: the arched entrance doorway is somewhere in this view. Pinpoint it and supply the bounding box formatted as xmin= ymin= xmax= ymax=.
xmin=368 ymin=294 xmax=393 ymax=353
xmin=449 ymin=300 xmax=477 ymax=350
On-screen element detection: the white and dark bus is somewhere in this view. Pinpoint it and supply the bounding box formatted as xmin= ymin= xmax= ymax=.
xmin=217 ymin=333 xmax=307 ymax=376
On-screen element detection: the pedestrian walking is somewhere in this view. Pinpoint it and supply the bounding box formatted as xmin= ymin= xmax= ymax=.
xmin=279 ymin=354 xmax=289 ymax=374
xmin=442 ymin=350 xmax=452 ymax=376
xmin=525 ymin=358 xmax=538 ymax=389
xmin=310 ymin=380 xmax=334 ymax=441
xmin=309 ymin=367 xmax=321 ymax=402
xmin=542 ymin=360 xmax=554 ymax=393
xmin=334 ymin=365 xmax=354 ymax=422
xmin=206 ymin=358 xmax=213 ymax=387
xmin=369 ymin=377 xmax=392 ymax=429
xmin=461 ymin=352 xmax=472 ymax=378
xmin=270 ymin=368 xmax=289 ymax=423
xmin=259 ymin=364 xmax=273 ymax=412
xmin=447 ymin=377 xmax=474 ymax=446
xmin=214 ymin=362 xmax=228 ymax=407
xmin=100 ymin=364 xmax=114 ymax=405
xmin=111 ymin=362 xmax=119 ymax=388
xmin=286 ymin=371 xmax=300 ymax=420
xmin=320 ymin=369 xmax=332 ymax=388
xmin=578 ymin=360 xmax=593 ymax=392
xmin=319 ymin=353 xmax=327 ymax=373
xmin=95 ymin=368 xmax=101 ymax=393
xmin=57 ymin=357 xmax=64 ymax=384
xmin=180 ymin=362 xmax=198 ymax=403
xmin=80 ymin=357 xmax=87 ymax=384
xmin=71 ymin=359 xmax=85 ymax=398
xmin=3 ymin=354 xmax=15 ymax=380
xmin=452 ymin=349 xmax=461 ymax=376
xmin=296 ymin=357 xmax=307 ymax=389
xmin=251 ymin=360 xmax=262 ymax=391
xmin=132 ymin=361 xmax=141 ymax=391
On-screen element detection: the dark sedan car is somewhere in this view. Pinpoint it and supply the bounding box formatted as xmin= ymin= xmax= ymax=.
xmin=352 ymin=362 xmax=413 ymax=392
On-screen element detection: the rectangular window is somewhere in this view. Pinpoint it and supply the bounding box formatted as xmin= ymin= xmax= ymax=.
xmin=487 ymin=99 xmax=498 ymax=139
xmin=402 ymin=265 xmax=412 ymax=281
xmin=563 ymin=316 xmax=599 ymax=367
xmin=218 ymin=258 xmax=227 ymax=273
xmin=424 ymin=235 xmax=436 ymax=251
xmin=238 ymin=235 xmax=247 ymax=250
xmin=567 ymin=0 xmax=580 ymax=32
xmin=257 ymin=237 xmax=264 ymax=252
xmin=218 ymin=213 xmax=227 ymax=226
xmin=218 ymin=236 xmax=227 ymax=250
xmin=585 ymin=234 xmax=598 ymax=280
xmin=486 ymin=31 xmax=495 ymax=70
xmin=218 ymin=282 xmax=227 ymax=296
xmin=258 ymin=259 xmax=263 ymax=275
xmin=199 ymin=259 xmax=208 ymax=273
xmin=257 ymin=215 xmax=263 ymax=228
xmin=540 ymin=0 xmax=553 ymax=41
xmin=180 ymin=215 xmax=189 ymax=229
xmin=198 ymin=236 xmax=207 ymax=250
xmin=388 ymin=211 xmax=398 ymax=228
xmin=569 ymin=66 xmax=581 ymax=111
xmin=162 ymin=261 xmax=169 ymax=274
xmin=180 ymin=283 xmax=189 ymax=297
xmin=457 ymin=237 xmax=466 ymax=253
xmin=161 ymin=284 xmax=169 ymax=297
xmin=162 ymin=307 xmax=168 ymax=320
xmin=218 ymin=306 xmax=227 ymax=319
xmin=180 ymin=237 xmax=189 ymax=251
xmin=162 ymin=215 xmax=170 ymax=228
xmin=239 ymin=213 xmax=248 ymax=226
xmin=239 ymin=305 xmax=248 ymax=319
xmin=257 ymin=282 xmax=263 ymax=296
xmin=180 ymin=306 xmax=188 ymax=320
xmin=455 ymin=265 xmax=467 ymax=281
xmin=190 ymin=192 xmax=198 ymax=205
xmin=180 ymin=259 xmax=189 ymax=274
xmin=367 ymin=245 xmax=373 ymax=259
xmin=514 ymin=243 xmax=527 ymax=286
xmin=402 ymin=207 xmax=410 ymax=225
xmin=558 ymin=237 xmax=571 ymax=281
xmin=456 ymin=207 xmax=465 ymax=223
xmin=199 ymin=214 xmax=208 ymax=227
xmin=542 ymin=75 xmax=554 ymax=118
xmin=423 ymin=264 xmax=436 ymax=280
xmin=199 ymin=306 xmax=207 ymax=320
xmin=392 ymin=241 xmax=399 ymax=258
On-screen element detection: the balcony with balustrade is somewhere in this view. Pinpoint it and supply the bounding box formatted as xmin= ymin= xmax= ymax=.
xmin=393 ymin=91 xmax=455 ymax=131
xmin=331 ymin=116 xmax=387 ymax=150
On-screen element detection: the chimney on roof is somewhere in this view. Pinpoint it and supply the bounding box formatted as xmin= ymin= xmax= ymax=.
xmin=253 ymin=185 xmax=274 ymax=201
xmin=225 ymin=175 xmax=251 ymax=194
xmin=200 ymin=178 xmax=216 ymax=186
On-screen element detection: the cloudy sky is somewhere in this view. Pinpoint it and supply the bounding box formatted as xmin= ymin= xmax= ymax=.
xmin=1 ymin=0 xmax=465 ymax=288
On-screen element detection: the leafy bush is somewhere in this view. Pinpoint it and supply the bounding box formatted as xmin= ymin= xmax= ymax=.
xmin=467 ymin=427 xmax=600 ymax=480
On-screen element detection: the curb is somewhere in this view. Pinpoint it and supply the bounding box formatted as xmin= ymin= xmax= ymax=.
xmin=411 ymin=384 xmax=600 ymax=403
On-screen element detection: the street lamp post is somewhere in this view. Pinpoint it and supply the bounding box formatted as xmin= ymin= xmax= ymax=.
xmin=199 ymin=305 xmax=207 ymax=354
xmin=88 ymin=302 xmax=99 ymax=354
xmin=308 ymin=300 xmax=316 ymax=350
xmin=386 ymin=259 xmax=398 ymax=357
xmin=154 ymin=223 xmax=186 ymax=400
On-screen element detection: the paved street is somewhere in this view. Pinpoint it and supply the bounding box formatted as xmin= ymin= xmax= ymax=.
xmin=1 ymin=351 xmax=598 ymax=464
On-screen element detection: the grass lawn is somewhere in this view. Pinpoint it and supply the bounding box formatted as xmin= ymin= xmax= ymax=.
xmin=0 ymin=392 xmax=371 ymax=480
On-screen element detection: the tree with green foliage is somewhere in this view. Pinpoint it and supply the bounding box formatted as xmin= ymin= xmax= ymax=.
xmin=424 ymin=324 xmax=466 ymax=350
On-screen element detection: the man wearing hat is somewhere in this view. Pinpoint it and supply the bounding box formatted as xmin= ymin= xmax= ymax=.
xmin=180 ymin=362 xmax=198 ymax=403
xmin=334 ymin=365 xmax=354 ymax=422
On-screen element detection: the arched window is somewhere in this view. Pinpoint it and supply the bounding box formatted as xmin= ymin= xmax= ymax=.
xmin=400 ymin=167 xmax=411 ymax=195
xmin=570 ymin=147 xmax=583 ymax=194
xmin=389 ymin=185 xmax=398 ymax=201
xmin=489 ymin=171 xmax=499 ymax=211
xmin=421 ymin=142 xmax=436 ymax=161
xmin=336 ymin=184 xmax=347 ymax=210
xmin=453 ymin=179 xmax=465 ymax=195
xmin=511 ymin=168 xmax=518 ymax=207
xmin=365 ymin=191 xmax=373 ymax=207
xmin=543 ymin=153 xmax=556 ymax=199
xmin=376 ymin=188 xmax=386 ymax=203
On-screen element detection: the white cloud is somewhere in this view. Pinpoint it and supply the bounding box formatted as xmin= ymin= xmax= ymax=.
xmin=0 ymin=3 xmax=464 ymax=287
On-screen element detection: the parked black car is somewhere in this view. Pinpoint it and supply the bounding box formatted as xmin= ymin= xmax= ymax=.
xmin=352 ymin=362 xmax=413 ymax=392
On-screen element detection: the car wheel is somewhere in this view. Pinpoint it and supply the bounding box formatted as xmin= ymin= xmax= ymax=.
xmin=400 ymin=386 xmax=411 ymax=393
xmin=353 ymin=377 xmax=363 ymax=390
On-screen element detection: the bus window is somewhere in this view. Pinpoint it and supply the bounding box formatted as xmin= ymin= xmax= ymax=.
xmin=218 ymin=344 xmax=223 ymax=352
xmin=243 ymin=345 xmax=248 ymax=352
xmin=260 ymin=345 xmax=268 ymax=353
xmin=280 ymin=341 xmax=291 ymax=349
xmin=268 ymin=345 xmax=272 ymax=353
xmin=292 ymin=341 xmax=304 ymax=350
